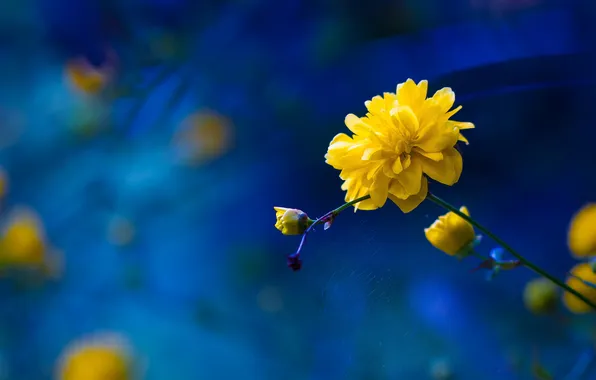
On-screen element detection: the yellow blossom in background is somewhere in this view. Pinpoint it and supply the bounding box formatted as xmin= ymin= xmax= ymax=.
xmin=56 ymin=332 xmax=134 ymax=380
xmin=274 ymin=207 xmax=312 ymax=235
xmin=563 ymin=263 xmax=596 ymax=314
xmin=65 ymin=56 xmax=115 ymax=95
xmin=172 ymin=110 xmax=233 ymax=165
xmin=0 ymin=207 xmax=62 ymax=278
xmin=325 ymin=78 xmax=474 ymax=212
xmin=567 ymin=203 xmax=596 ymax=258
xmin=425 ymin=206 xmax=476 ymax=256
xmin=523 ymin=278 xmax=559 ymax=314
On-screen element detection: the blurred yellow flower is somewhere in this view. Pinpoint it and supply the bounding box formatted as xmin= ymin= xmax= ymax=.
xmin=65 ymin=61 xmax=111 ymax=95
xmin=563 ymin=263 xmax=596 ymax=314
xmin=568 ymin=203 xmax=596 ymax=258
xmin=425 ymin=206 xmax=477 ymax=256
xmin=274 ymin=207 xmax=312 ymax=235
xmin=56 ymin=333 xmax=133 ymax=380
xmin=325 ymin=78 xmax=474 ymax=212
xmin=0 ymin=208 xmax=62 ymax=278
xmin=172 ymin=110 xmax=233 ymax=165
xmin=523 ymin=278 xmax=559 ymax=314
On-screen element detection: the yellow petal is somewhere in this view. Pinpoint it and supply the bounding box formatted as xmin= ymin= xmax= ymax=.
xmin=424 ymin=205 xmax=475 ymax=255
xmin=391 ymin=157 xmax=403 ymax=175
xmin=396 ymin=159 xmax=423 ymax=195
xmin=431 ymin=87 xmax=455 ymax=113
xmin=388 ymin=176 xmax=428 ymax=213
xmin=369 ymin=167 xmax=391 ymax=207
xmin=568 ymin=203 xmax=596 ymax=258
xmin=391 ymin=106 xmax=419 ymax=137
xmin=349 ymin=195 xmax=378 ymax=211
xmin=445 ymin=105 xmax=462 ymax=119
xmin=424 ymin=225 xmax=464 ymax=255
xmin=396 ymin=79 xmax=426 ymax=111
xmin=412 ymin=148 xmax=443 ymax=161
xmin=345 ymin=114 xmax=370 ymax=136
xmin=418 ymin=147 xmax=462 ymax=186
xmin=388 ymin=179 xmax=408 ymax=199
xmin=364 ymin=95 xmax=386 ymax=115
xmin=413 ymin=122 xmax=459 ymax=153
xmin=274 ymin=207 xmax=289 ymax=219
xmin=449 ymin=121 xmax=475 ymax=130
xmin=362 ymin=147 xmax=382 ymax=160
xmin=563 ymin=263 xmax=596 ymax=314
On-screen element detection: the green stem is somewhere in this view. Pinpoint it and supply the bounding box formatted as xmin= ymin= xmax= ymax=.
xmin=331 ymin=194 xmax=371 ymax=215
xmin=293 ymin=194 xmax=371 ymax=257
xmin=426 ymin=192 xmax=596 ymax=311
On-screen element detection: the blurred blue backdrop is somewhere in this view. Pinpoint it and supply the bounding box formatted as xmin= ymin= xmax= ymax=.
xmin=0 ymin=0 xmax=596 ymax=379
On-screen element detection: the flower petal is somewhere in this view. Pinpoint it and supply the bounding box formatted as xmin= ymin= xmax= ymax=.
xmin=413 ymin=121 xmax=459 ymax=153
xmin=412 ymin=148 xmax=443 ymax=161
xmin=397 ymin=159 xmax=423 ymax=195
xmin=388 ymin=176 xmax=428 ymax=213
xmin=568 ymin=203 xmax=596 ymax=258
xmin=391 ymin=106 xmax=419 ymax=137
xmin=370 ymin=170 xmax=391 ymax=207
xmin=449 ymin=120 xmax=475 ymax=130
xmin=396 ymin=79 xmax=426 ymax=111
xmin=431 ymin=87 xmax=455 ymax=113
xmin=418 ymin=147 xmax=462 ymax=186
xmin=563 ymin=263 xmax=596 ymax=314
xmin=345 ymin=114 xmax=370 ymax=136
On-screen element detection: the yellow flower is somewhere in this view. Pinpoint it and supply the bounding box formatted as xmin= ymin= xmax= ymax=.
xmin=65 ymin=61 xmax=110 ymax=95
xmin=424 ymin=206 xmax=476 ymax=256
xmin=172 ymin=110 xmax=233 ymax=165
xmin=325 ymin=79 xmax=474 ymax=212
xmin=567 ymin=203 xmax=596 ymax=258
xmin=274 ymin=207 xmax=312 ymax=235
xmin=563 ymin=263 xmax=596 ymax=314
xmin=56 ymin=333 xmax=133 ymax=380
xmin=523 ymin=278 xmax=559 ymax=314
xmin=0 ymin=208 xmax=63 ymax=278
xmin=0 ymin=209 xmax=46 ymax=267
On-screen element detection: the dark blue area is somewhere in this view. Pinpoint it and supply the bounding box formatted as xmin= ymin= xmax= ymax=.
xmin=0 ymin=0 xmax=595 ymax=379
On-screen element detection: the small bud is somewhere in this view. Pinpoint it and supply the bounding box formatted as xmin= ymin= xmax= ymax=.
xmin=424 ymin=206 xmax=476 ymax=257
xmin=274 ymin=207 xmax=313 ymax=236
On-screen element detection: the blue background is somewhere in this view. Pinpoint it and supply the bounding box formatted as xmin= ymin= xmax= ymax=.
xmin=0 ymin=0 xmax=596 ymax=379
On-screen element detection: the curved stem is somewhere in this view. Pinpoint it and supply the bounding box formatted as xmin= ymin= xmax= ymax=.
xmin=288 ymin=194 xmax=371 ymax=270
xmin=426 ymin=192 xmax=596 ymax=311
xmin=296 ymin=194 xmax=371 ymax=253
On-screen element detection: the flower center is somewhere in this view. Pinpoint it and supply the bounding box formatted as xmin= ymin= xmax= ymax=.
xmin=395 ymin=139 xmax=412 ymax=156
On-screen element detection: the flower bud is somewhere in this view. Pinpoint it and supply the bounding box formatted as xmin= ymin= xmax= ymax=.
xmin=424 ymin=206 xmax=477 ymax=256
xmin=274 ymin=207 xmax=312 ymax=235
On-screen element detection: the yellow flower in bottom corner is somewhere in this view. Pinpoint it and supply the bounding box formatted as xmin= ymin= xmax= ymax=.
xmin=523 ymin=278 xmax=559 ymax=315
xmin=56 ymin=333 xmax=134 ymax=380
xmin=568 ymin=203 xmax=596 ymax=259
xmin=563 ymin=263 xmax=596 ymax=314
xmin=325 ymin=78 xmax=474 ymax=213
xmin=425 ymin=206 xmax=477 ymax=256
xmin=274 ymin=207 xmax=313 ymax=235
